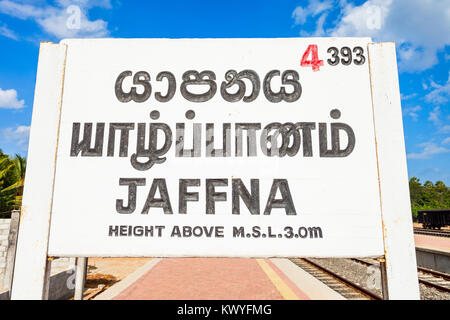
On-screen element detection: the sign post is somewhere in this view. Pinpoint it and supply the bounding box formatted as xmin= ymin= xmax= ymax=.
xmin=74 ymin=257 xmax=87 ymax=300
xmin=368 ymin=42 xmax=420 ymax=299
xmin=3 ymin=210 xmax=20 ymax=298
xmin=11 ymin=43 xmax=66 ymax=300
xmin=11 ymin=38 xmax=419 ymax=299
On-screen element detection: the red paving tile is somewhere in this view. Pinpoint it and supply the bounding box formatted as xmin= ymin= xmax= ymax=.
xmin=414 ymin=234 xmax=450 ymax=251
xmin=115 ymin=258 xmax=286 ymax=300
xmin=107 ymin=236 xmax=449 ymax=300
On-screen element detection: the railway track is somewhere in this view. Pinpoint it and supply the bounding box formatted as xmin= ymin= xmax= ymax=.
xmin=352 ymin=258 xmax=450 ymax=294
xmin=414 ymin=228 xmax=450 ymax=238
xmin=290 ymin=258 xmax=382 ymax=300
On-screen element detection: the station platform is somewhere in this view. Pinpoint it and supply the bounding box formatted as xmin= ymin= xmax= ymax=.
xmin=90 ymin=234 xmax=450 ymax=300
xmin=95 ymin=258 xmax=345 ymax=300
xmin=414 ymin=234 xmax=450 ymax=274
xmin=93 ymin=235 xmax=449 ymax=300
xmin=414 ymin=234 xmax=450 ymax=252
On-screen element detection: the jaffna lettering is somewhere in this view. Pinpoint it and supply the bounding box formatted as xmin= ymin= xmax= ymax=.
xmin=115 ymin=178 xmax=297 ymax=216
xmin=114 ymin=69 xmax=301 ymax=103
xmin=70 ymin=109 xmax=356 ymax=171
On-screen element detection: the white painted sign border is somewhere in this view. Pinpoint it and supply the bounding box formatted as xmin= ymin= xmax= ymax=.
xmin=10 ymin=40 xmax=420 ymax=300
xmin=367 ymin=42 xmax=420 ymax=299
xmin=11 ymin=43 xmax=67 ymax=299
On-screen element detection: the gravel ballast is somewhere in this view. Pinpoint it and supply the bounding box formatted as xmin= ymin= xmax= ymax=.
xmin=307 ymin=258 xmax=450 ymax=300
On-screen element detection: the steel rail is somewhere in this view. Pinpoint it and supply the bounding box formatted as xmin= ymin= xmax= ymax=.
xmin=414 ymin=228 xmax=450 ymax=238
xmin=417 ymin=278 xmax=450 ymax=293
xmin=351 ymin=258 xmax=450 ymax=294
xmin=299 ymin=258 xmax=382 ymax=300
xmin=417 ymin=266 xmax=450 ymax=281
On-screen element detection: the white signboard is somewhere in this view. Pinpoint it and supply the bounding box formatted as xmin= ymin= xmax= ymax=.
xmin=43 ymin=38 xmax=384 ymax=257
xmin=12 ymin=38 xmax=421 ymax=300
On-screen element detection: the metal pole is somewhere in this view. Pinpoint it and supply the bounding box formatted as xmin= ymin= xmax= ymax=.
xmin=74 ymin=257 xmax=87 ymax=300
xmin=3 ymin=210 xmax=21 ymax=299
xmin=42 ymin=258 xmax=52 ymax=300
xmin=379 ymin=258 xmax=389 ymax=300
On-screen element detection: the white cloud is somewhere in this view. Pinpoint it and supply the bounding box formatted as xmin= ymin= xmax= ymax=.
xmin=401 ymin=93 xmax=417 ymax=101
xmin=293 ymin=0 xmax=450 ymax=72
xmin=419 ymin=167 xmax=441 ymax=175
xmin=0 ymin=0 xmax=112 ymax=39
xmin=38 ymin=8 xmax=109 ymax=39
xmin=426 ymin=105 xmax=450 ymax=134
xmin=311 ymin=12 xmax=328 ymax=37
xmin=407 ymin=141 xmax=450 ymax=159
xmin=332 ymin=0 xmax=450 ymax=72
xmin=442 ymin=137 xmax=450 ymax=145
xmin=440 ymin=125 xmax=450 ymax=134
xmin=331 ymin=0 xmax=390 ymax=37
xmin=0 ymin=24 xmax=18 ymax=40
xmin=402 ymin=105 xmax=421 ymax=121
xmin=1 ymin=125 xmax=30 ymax=149
xmin=0 ymin=0 xmax=46 ymax=19
xmin=56 ymin=0 xmax=112 ymax=9
xmin=428 ymin=106 xmax=441 ymax=126
xmin=0 ymin=87 xmax=25 ymax=109
xmin=425 ymin=73 xmax=450 ymax=105
xmin=292 ymin=0 xmax=333 ymax=25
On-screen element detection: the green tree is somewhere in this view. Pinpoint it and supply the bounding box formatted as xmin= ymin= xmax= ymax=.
xmin=0 ymin=150 xmax=14 ymax=212
xmin=409 ymin=177 xmax=423 ymax=217
xmin=0 ymin=151 xmax=27 ymax=214
xmin=409 ymin=177 xmax=450 ymax=218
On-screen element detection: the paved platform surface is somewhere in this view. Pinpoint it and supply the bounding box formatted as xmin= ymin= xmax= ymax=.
xmin=95 ymin=258 xmax=345 ymax=300
xmin=93 ymin=234 xmax=449 ymax=300
xmin=414 ymin=234 xmax=450 ymax=252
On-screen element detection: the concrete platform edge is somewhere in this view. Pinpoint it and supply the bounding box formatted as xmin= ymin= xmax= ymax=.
xmin=270 ymin=258 xmax=346 ymax=300
xmin=94 ymin=258 xmax=161 ymax=300
xmin=416 ymin=246 xmax=450 ymax=256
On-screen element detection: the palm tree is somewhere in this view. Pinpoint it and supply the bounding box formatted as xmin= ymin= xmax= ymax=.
xmin=0 ymin=152 xmax=26 ymax=213
xmin=0 ymin=150 xmax=13 ymax=213
xmin=0 ymin=156 xmax=13 ymax=183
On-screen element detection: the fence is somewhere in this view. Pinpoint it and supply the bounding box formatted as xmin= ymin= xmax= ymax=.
xmin=0 ymin=210 xmax=77 ymax=299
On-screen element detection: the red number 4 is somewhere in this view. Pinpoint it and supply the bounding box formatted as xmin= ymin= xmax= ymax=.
xmin=300 ymin=44 xmax=324 ymax=72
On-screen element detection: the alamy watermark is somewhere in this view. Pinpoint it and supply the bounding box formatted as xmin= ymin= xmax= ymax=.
xmin=366 ymin=264 xmax=381 ymax=290
xmin=66 ymin=5 xmax=81 ymax=30
xmin=366 ymin=5 xmax=383 ymax=30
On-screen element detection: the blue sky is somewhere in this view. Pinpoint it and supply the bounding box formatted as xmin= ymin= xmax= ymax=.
xmin=0 ymin=0 xmax=448 ymax=184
